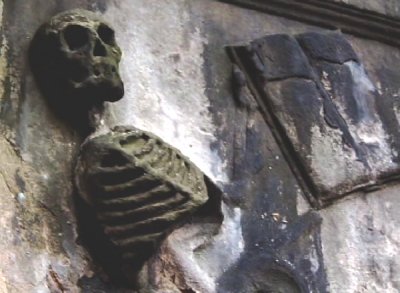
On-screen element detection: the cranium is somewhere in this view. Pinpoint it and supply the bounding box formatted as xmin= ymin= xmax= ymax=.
xmin=29 ymin=9 xmax=124 ymax=126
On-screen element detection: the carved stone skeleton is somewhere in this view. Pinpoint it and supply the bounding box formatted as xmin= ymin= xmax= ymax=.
xmin=30 ymin=9 xmax=213 ymax=288
xmin=75 ymin=126 xmax=209 ymax=285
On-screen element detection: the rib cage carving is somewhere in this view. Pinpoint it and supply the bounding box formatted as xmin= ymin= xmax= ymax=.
xmin=75 ymin=127 xmax=208 ymax=269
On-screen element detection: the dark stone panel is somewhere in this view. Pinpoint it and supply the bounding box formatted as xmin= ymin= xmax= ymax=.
xmin=304 ymin=33 xmax=400 ymax=182
xmin=297 ymin=32 xmax=358 ymax=64
xmin=324 ymin=63 xmax=357 ymax=118
xmin=228 ymin=31 xmax=400 ymax=206
xmin=315 ymin=62 xmax=375 ymax=124
xmin=299 ymin=33 xmax=378 ymax=127
xmin=265 ymin=78 xmax=322 ymax=155
xmin=248 ymin=34 xmax=314 ymax=80
xmin=264 ymin=77 xmax=369 ymax=201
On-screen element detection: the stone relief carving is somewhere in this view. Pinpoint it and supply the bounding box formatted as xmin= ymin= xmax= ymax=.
xmin=75 ymin=126 xmax=210 ymax=284
xmin=29 ymin=9 xmax=124 ymax=132
xmin=30 ymin=9 xmax=218 ymax=289
xmin=228 ymin=31 xmax=399 ymax=207
xmin=30 ymin=8 xmax=381 ymax=293
xmin=17 ymin=1 xmax=400 ymax=291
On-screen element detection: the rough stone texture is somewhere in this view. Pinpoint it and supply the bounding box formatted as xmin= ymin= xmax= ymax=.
xmin=1 ymin=0 xmax=400 ymax=292
xmin=75 ymin=127 xmax=209 ymax=287
xmin=0 ymin=0 xmax=230 ymax=291
xmin=321 ymin=186 xmax=400 ymax=293
xmin=229 ymin=31 xmax=400 ymax=205
xmin=331 ymin=0 xmax=400 ymax=18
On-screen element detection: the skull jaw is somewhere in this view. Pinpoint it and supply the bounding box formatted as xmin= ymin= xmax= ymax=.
xmin=30 ymin=50 xmax=124 ymax=135
xmin=72 ymin=76 xmax=125 ymax=104
xmin=37 ymin=66 xmax=124 ymax=134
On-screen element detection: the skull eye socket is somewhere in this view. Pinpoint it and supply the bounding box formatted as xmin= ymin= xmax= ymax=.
xmin=97 ymin=23 xmax=115 ymax=46
xmin=63 ymin=24 xmax=90 ymax=50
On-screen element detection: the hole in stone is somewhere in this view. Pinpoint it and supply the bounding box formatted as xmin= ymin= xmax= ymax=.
xmin=120 ymin=136 xmax=146 ymax=149
xmin=94 ymin=69 xmax=100 ymax=76
xmin=97 ymin=23 xmax=115 ymax=45
xmin=101 ymin=150 xmax=129 ymax=167
xmin=93 ymin=40 xmax=107 ymax=57
xmin=141 ymin=134 xmax=150 ymax=141
xmin=95 ymin=168 xmax=145 ymax=186
xmin=63 ymin=25 xmax=90 ymax=50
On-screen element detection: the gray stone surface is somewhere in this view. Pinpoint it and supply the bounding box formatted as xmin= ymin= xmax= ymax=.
xmin=332 ymin=0 xmax=400 ymax=18
xmin=229 ymin=31 xmax=400 ymax=205
xmin=321 ymin=186 xmax=400 ymax=293
xmin=0 ymin=0 xmax=399 ymax=292
xmin=75 ymin=127 xmax=210 ymax=287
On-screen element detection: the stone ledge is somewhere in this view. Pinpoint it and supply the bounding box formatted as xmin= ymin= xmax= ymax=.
xmin=219 ymin=0 xmax=400 ymax=48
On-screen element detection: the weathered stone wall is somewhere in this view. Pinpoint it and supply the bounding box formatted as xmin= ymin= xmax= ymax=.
xmin=332 ymin=0 xmax=400 ymax=18
xmin=0 ymin=0 xmax=399 ymax=292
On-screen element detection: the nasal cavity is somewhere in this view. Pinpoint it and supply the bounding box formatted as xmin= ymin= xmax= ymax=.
xmin=93 ymin=40 xmax=107 ymax=57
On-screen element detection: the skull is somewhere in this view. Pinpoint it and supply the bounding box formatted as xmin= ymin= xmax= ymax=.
xmin=29 ymin=9 xmax=124 ymax=123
